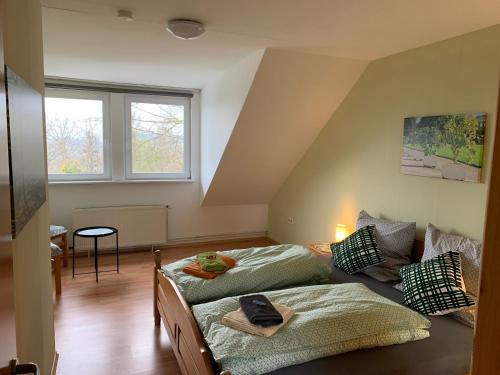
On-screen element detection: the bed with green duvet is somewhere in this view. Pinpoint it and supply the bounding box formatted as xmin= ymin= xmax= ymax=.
xmin=161 ymin=244 xmax=331 ymax=305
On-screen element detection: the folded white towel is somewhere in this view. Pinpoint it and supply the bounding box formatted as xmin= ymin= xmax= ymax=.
xmin=221 ymin=303 xmax=294 ymax=337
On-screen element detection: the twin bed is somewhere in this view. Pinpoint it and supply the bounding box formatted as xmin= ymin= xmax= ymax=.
xmin=153 ymin=243 xmax=473 ymax=375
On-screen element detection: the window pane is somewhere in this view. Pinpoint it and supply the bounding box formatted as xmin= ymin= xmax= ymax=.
xmin=45 ymin=97 xmax=104 ymax=175
xmin=130 ymin=102 xmax=185 ymax=174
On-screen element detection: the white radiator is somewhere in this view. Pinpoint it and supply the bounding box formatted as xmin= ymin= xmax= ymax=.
xmin=72 ymin=205 xmax=168 ymax=250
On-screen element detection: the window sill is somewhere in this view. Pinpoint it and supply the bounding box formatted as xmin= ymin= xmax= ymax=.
xmin=48 ymin=179 xmax=194 ymax=185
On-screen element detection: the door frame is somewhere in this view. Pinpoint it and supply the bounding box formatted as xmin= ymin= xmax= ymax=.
xmin=471 ymin=72 xmax=500 ymax=374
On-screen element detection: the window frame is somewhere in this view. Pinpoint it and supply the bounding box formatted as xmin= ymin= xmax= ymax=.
xmin=45 ymin=88 xmax=112 ymax=182
xmin=124 ymin=94 xmax=191 ymax=181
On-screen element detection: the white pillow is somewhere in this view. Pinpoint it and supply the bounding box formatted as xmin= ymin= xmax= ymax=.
xmin=422 ymin=223 xmax=481 ymax=326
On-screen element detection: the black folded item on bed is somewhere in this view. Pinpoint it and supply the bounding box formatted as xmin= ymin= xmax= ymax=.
xmin=239 ymin=294 xmax=284 ymax=327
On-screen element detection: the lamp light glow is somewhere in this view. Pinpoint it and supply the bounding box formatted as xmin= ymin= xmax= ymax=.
xmin=335 ymin=224 xmax=348 ymax=242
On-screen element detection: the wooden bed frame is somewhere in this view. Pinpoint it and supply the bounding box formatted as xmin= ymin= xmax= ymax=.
xmin=153 ymin=240 xmax=425 ymax=375
xmin=154 ymin=251 xmax=230 ymax=375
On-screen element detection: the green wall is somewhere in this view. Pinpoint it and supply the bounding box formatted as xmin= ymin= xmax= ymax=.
xmin=269 ymin=25 xmax=500 ymax=245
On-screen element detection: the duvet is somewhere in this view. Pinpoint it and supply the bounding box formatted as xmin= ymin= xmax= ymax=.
xmin=192 ymin=283 xmax=431 ymax=375
xmin=161 ymin=244 xmax=331 ymax=304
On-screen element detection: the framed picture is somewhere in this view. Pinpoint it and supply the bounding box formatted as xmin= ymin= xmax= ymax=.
xmin=401 ymin=113 xmax=486 ymax=182
xmin=6 ymin=66 xmax=46 ymax=237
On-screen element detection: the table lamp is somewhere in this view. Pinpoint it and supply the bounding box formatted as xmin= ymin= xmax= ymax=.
xmin=335 ymin=224 xmax=348 ymax=242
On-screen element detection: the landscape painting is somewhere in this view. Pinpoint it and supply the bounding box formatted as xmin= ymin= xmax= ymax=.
xmin=401 ymin=113 xmax=486 ymax=182
xmin=6 ymin=66 xmax=46 ymax=237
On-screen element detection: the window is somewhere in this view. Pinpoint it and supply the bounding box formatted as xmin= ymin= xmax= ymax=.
xmin=45 ymin=91 xmax=111 ymax=181
xmin=44 ymin=84 xmax=192 ymax=182
xmin=125 ymin=95 xmax=190 ymax=180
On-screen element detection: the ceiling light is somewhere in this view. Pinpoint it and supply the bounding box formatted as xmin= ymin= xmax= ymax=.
xmin=166 ymin=19 xmax=205 ymax=40
xmin=117 ymin=9 xmax=134 ymax=21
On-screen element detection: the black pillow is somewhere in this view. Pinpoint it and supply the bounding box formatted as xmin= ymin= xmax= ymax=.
xmin=399 ymin=251 xmax=475 ymax=315
xmin=331 ymin=225 xmax=385 ymax=274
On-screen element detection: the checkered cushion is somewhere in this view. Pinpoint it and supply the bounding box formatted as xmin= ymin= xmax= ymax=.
xmin=423 ymin=223 xmax=481 ymax=327
xmin=399 ymin=251 xmax=475 ymax=315
xmin=331 ymin=225 xmax=385 ymax=274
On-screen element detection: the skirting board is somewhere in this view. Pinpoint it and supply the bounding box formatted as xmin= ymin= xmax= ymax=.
xmin=163 ymin=231 xmax=268 ymax=247
xmin=51 ymin=352 xmax=59 ymax=375
xmin=72 ymin=231 xmax=269 ymax=254
xmin=266 ymin=237 xmax=280 ymax=245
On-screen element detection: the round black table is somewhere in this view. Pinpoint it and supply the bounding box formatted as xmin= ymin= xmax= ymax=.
xmin=72 ymin=226 xmax=119 ymax=282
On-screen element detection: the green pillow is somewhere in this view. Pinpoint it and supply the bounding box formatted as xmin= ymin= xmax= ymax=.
xmin=399 ymin=251 xmax=475 ymax=315
xmin=331 ymin=225 xmax=384 ymax=274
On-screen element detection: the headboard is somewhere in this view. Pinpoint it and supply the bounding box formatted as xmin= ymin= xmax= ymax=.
xmin=411 ymin=239 xmax=424 ymax=263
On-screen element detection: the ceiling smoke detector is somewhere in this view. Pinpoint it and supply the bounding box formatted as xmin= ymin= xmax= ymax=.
xmin=166 ymin=19 xmax=205 ymax=40
xmin=117 ymin=9 xmax=134 ymax=21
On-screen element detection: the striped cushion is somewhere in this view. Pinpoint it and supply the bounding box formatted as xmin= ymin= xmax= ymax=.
xmin=356 ymin=210 xmax=416 ymax=282
xmin=331 ymin=225 xmax=385 ymax=274
xmin=399 ymin=251 xmax=475 ymax=315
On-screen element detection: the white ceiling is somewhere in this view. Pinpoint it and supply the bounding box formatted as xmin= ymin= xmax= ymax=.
xmin=42 ymin=8 xmax=268 ymax=88
xmin=42 ymin=0 xmax=500 ymax=88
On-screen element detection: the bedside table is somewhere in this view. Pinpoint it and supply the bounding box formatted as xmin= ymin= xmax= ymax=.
xmin=308 ymin=243 xmax=332 ymax=265
xmin=308 ymin=243 xmax=331 ymax=255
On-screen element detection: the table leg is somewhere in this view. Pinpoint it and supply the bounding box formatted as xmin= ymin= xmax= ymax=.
xmin=53 ymin=255 xmax=62 ymax=295
xmin=72 ymin=232 xmax=75 ymax=278
xmin=116 ymin=231 xmax=119 ymax=274
xmin=94 ymin=236 xmax=98 ymax=282
xmin=62 ymin=232 xmax=68 ymax=267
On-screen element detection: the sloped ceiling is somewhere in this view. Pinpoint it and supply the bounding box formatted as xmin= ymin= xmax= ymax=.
xmin=42 ymin=1 xmax=500 ymax=87
xmin=43 ymin=0 xmax=500 ymax=60
xmin=202 ymin=49 xmax=368 ymax=205
xmin=41 ymin=1 xmax=500 ymax=207
xmin=201 ymin=50 xmax=265 ymax=195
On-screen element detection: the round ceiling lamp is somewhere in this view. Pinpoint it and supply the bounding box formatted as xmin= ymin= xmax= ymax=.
xmin=117 ymin=9 xmax=134 ymax=21
xmin=166 ymin=19 xmax=205 ymax=40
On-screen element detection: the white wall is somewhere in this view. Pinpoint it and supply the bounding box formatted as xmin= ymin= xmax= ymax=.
xmin=201 ymin=50 xmax=264 ymax=194
xmin=48 ymin=93 xmax=268 ymax=243
xmin=5 ymin=1 xmax=56 ymax=373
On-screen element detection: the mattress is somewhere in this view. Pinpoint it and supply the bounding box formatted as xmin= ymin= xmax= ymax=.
xmin=267 ymin=266 xmax=473 ymax=375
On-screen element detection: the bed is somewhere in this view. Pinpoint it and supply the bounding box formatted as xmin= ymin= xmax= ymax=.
xmin=153 ymin=241 xmax=473 ymax=375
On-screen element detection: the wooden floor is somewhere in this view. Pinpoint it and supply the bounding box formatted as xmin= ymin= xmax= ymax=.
xmin=54 ymin=238 xmax=273 ymax=375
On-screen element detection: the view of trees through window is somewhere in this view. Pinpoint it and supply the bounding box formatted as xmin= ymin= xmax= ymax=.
xmin=45 ymin=97 xmax=104 ymax=175
xmin=45 ymin=90 xmax=189 ymax=181
xmin=130 ymin=101 xmax=184 ymax=174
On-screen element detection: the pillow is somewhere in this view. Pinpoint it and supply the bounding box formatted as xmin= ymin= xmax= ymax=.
xmin=422 ymin=223 xmax=481 ymax=326
xmin=399 ymin=251 xmax=475 ymax=315
xmin=331 ymin=225 xmax=385 ymax=274
xmin=356 ymin=210 xmax=416 ymax=282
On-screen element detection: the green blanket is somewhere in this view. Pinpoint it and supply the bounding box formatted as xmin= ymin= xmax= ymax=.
xmin=161 ymin=244 xmax=331 ymax=305
xmin=192 ymin=283 xmax=431 ymax=375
